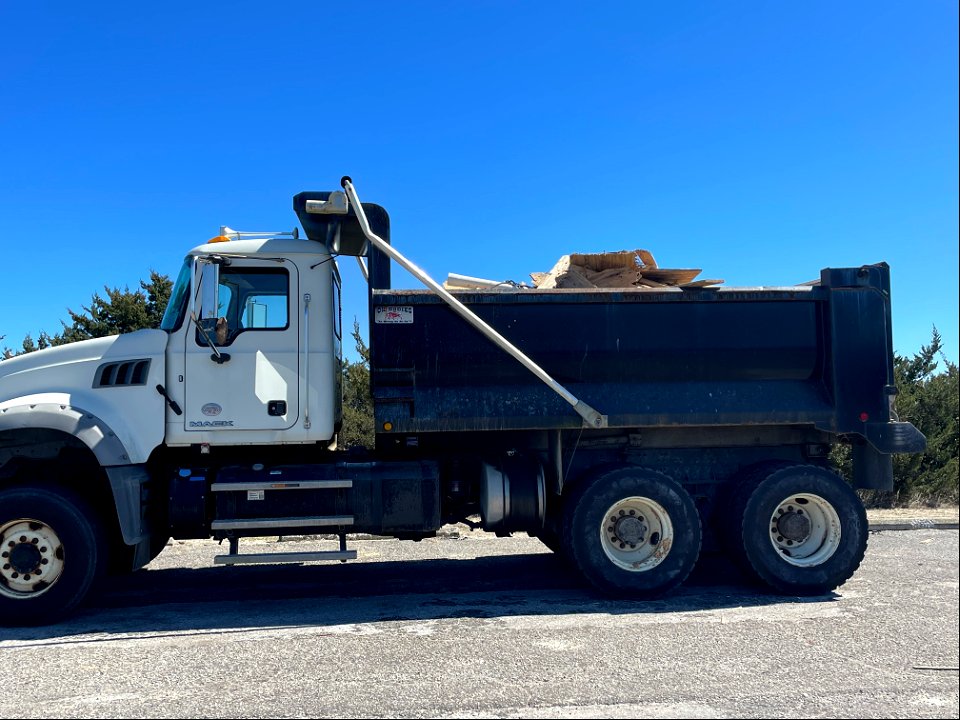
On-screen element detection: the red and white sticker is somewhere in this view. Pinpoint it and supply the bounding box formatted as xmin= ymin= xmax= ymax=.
xmin=375 ymin=306 xmax=414 ymax=324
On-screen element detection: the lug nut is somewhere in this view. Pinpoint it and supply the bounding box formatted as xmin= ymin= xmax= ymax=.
xmin=619 ymin=542 xmax=626 ymax=548
xmin=31 ymin=538 xmax=38 ymax=544
xmin=777 ymin=536 xmax=784 ymax=542
xmin=40 ymin=559 xmax=48 ymax=565
xmin=628 ymin=510 xmax=636 ymax=516
xmin=619 ymin=510 xmax=625 ymax=516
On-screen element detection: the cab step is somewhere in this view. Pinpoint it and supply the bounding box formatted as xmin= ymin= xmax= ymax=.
xmin=213 ymin=549 xmax=357 ymax=565
xmin=214 ymin=533 xmax=356 ymax=566
xmin=211 ymin=515 xmax=354 ymax=531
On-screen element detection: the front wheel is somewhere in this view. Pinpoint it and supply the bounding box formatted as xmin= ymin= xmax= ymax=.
xmin=564 ymin=468 xmax=702 ymax=598
xmin=734 ymin=465 xmax=867 ymax=596
xmin=0 ymin=486 xmax=106 ymax=625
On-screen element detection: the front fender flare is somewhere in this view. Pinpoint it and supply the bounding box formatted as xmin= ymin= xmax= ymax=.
xmin=0 ymin=403 xmax=152 ymax=550
xmin=0 ymin=402 xmax=131 ymax=467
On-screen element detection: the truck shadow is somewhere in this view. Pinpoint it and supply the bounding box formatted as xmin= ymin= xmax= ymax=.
xmin=0 ymin=551 xmax=839 ymax=645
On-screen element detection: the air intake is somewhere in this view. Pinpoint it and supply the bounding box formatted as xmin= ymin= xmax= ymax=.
xmin=93 ymin=359 xmax=151 ymax=388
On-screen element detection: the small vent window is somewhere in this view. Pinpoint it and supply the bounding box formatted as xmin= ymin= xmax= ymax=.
xmin=93 ymin=359 xmax=151 ymax=388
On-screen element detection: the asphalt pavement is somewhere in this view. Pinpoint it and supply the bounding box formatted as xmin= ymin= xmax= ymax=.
xmin=1 ymin=525 xmax=957 ymax=719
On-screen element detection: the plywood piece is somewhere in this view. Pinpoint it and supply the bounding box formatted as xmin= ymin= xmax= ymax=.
xmin=555 ymin=264 xmax=597 ymax=289
xmin=583 ymin=267 xmax=639 ymax=286
xmin=639 ymin=268 xmax=702 ymax=285
xmin=537 ymin=255 xmax=598 ymax=289
xmin=535 ymin=255 xmax=571 ymax=289
xmin=636 ymin=249 xmax=658 ymax=269
xmin=529 ymin=272 xmax=549 ymax=287
xmin=569 ymin=251 xmax=637 ymax=273
xmin=590 ymin=269 xmax=641 ymax=287
xmin=678 ymin=279 xmax=725 ymax=288
xmin=634 ymin=276 xmax=667 ymax=288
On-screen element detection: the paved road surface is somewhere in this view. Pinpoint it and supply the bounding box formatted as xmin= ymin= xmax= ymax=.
xmin=1 ymin=529 xmax=957 ymax=718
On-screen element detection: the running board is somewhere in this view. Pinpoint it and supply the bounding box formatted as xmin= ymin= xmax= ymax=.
xmin=211 ymin=515 xmax=354 ymax=531
xmin=214 ymin=550 xmax=357 ymax=566
xmin=211 ymin=479 xmax=353 ymax=492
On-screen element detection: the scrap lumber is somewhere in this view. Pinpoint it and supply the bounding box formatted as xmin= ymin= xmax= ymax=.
xmin=447 ymin=249 xmax=725 ymax=293
xmin=638 ymin=268 xmax=702 ymax=285
xmin=535 ymin=255 xmax=599 ymax=289
xmin=532 ymin=249 xmax=723 ymax=290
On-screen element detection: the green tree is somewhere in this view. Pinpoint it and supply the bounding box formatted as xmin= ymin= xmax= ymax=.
xmin=337 ymin=320 xmax=374 ymax=449
xmin=2 ymin=272 xmax=172 ymax=358
xmin=890 ymin=329 xmax=959 ymax=504
xmin=834 ymin=328 xmax=959 ymax=506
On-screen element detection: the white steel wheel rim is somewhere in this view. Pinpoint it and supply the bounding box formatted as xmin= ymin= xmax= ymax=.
xmin=599 ymin=497 xmax=674 ymax=572
xmin=0 ymin=519 xmax=65 ymax=599
xmin=768 ymin=493 xmax=841 ymax=567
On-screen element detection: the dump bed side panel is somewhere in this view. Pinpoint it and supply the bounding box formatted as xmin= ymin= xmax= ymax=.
xmin=370 ymin=285 xmax=846 ymax=432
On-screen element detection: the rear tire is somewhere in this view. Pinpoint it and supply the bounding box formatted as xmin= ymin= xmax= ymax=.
xmin=733 ymin=464 xmax=867 ymax=595
xmin=564 ymin=467 xmax=701 ymax=598
xmin=0 ymin=486 xmax=106 ymax=625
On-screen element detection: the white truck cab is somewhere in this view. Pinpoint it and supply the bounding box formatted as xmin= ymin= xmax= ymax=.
xmin=162 ymin=236 xmax=342 ymax=448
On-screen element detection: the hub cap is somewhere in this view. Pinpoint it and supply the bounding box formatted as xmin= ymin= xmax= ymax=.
xmin=600 ymin=497 xmax=674 ymax=572
xmin=768 ymin=494 xmax=841 ymax=567
xmin=0 ymin=519 xmax=65 ymax=599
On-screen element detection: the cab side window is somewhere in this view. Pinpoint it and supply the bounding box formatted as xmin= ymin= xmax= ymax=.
xmin=197 ymin=267 xmax=289 ymax=346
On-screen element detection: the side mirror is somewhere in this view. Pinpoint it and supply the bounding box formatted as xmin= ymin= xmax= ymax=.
xmin=192 ymin=259 xmax=230 ymax=363
xmin=199 ymin=261 xmax=220 ymax=323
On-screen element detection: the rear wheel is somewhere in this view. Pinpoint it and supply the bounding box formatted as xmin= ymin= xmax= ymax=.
xmin=0 ymin=486 xmax=106 ymax=625
xmin=564 ymin=467 xmax=701 ymax=598
xmin=731 ymin=464 xmax=867 ymax=595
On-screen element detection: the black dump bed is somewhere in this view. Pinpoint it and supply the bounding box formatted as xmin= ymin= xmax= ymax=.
xmin=370 ymin=263 xmax=923 ymax=456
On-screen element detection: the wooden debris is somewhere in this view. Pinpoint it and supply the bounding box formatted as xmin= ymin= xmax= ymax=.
xmin=535 ymin=255 xmax=599 ymax=289
xmin=531 ymin=250 xmax=723 ymax=290
xmin=639 ymin=268 xmax=702 ymax=285
xmin=636 ymin=249 xmax=658 ymax=270
xmin=678 ymin=279 xmax=725 ymax=289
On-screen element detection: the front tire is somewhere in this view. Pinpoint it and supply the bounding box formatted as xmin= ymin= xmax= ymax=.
xmin=564 ymin=468 xmax=702 ymax=598
xmin=0 ymin=486 xmax=106 ymax=625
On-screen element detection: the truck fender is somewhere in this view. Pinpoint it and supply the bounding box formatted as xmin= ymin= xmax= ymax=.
xmin=0 ymin=402 xmax=147 ymax=548
xmin=0 ymin=401 xmax=132 ymax=466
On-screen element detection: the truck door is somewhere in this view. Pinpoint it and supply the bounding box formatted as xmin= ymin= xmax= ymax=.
xmin=184 ymin=259 xmax=300 ymax=432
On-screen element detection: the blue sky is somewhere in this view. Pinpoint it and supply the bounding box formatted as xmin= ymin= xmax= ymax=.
xmin=1 ymin=1 xmax=957 ymax=364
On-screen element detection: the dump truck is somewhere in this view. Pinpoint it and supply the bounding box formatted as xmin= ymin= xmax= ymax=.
xmin=0 ymin=178 xmax=926 ymax=624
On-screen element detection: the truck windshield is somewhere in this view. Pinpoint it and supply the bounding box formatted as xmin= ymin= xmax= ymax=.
xmin=160 ymin=259 xmax=192 ymax=332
